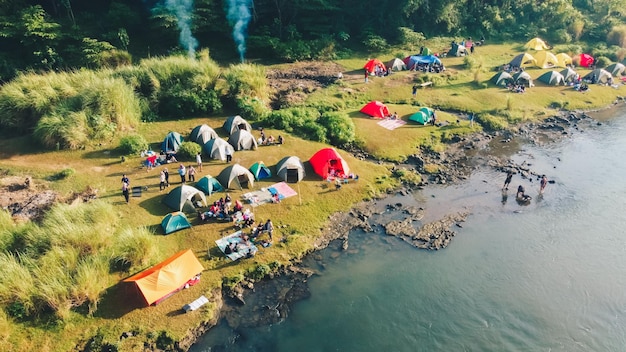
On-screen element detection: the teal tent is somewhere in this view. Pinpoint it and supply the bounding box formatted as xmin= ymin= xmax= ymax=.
xmin=249 ymin=162 xmax=272 ymax=180
xmin=409 ymin=111 xmax=430 ymax=125
xmin=163 ymin=185 xmax=207 ymax=212
xmin=490 ymin=71 xmax=513 ymax=86
xmin=196 ymin=175 xmax=223 ymax=195
xmin=161 ymin=132 xmax=183 ymax=153
xmin=161 ymin=212 xmax=191 ymax=235
xmin=537 ymin=71 xmax=565 ymax=85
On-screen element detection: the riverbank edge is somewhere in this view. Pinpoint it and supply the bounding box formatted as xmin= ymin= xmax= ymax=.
xmin=176 ymin=101 xmax=624 ymax=351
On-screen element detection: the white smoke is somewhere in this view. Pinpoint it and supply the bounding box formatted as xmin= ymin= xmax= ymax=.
xmin=164 ymin=0 xmax=198 ymax=57
xmin=226 ymin=0 xmax=252 ymax=62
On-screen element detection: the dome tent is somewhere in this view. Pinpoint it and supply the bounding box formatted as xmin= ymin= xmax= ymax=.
xmin=161 ymin=132 xmax=183 ymax=153
xmin=606 ymin=63 xmax=625 ymax=76
xmin=360 ymin=101 xmax=390 ymax=119
xmin=534 ymin=51 xmax=559 ymax=68
xmin=363 ymin=59 xmax=386 ymax=73
xmin=409 ymin=107 xmax=434 ymax=125
xmin=576 ymin=53 xmax=594 ymax=68
xmin=309 ymin=148 xmax=350 ymax=179
xmin=524 ymin=37 xmax=549 ymax=51
xmin=276 ymin=156 xmax=305 ymax=183
xmin=203 ymin=138 xmax=235 ymax=161
xmin=583 ymin=69 xmax=612 ymax=84
xmin=228 ymin=129 xmax=258 ymax=151
xmin=560 ymin=67 xmax=578 ymax=83
xmin=490 ymin=71 xmax=513 ymax=86
xmin=217 ymin=163 xmax=255 ymax=189
xmin=537 ymin=71 xmax=565 ymax=85
xmin=195 ymin=175 xmax=223 ymax=195
xmin=161 ymin=212 xmax=192 ymax=235
xmin=163 ymin=185 xmax=207 ymax=213
xmin=512 ymin=71 xmax=533 ymax=86
xmin=555 ymin=53 xmax=573 ymax=68
xmin=189 ymin=124 xmax=218 ymax=145
xmin=386 ymin=58 xmax=406 ymax=71
xmin=509 ymin=53 xmax=536 ymax=68
xmin=249 ymin=161 xmax=272 ymax=180
xmin=223 ymin=115 xmax=252 ymax=135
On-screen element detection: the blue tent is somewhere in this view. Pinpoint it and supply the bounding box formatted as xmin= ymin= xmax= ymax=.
xmin=249 ymin=162 xmax=272 ymax=180
xmin=161 ymin=212 xmax=192 ymax=235
xmin=407 ymin=55 xmax=441 ymax=69
xmin=161 ymin=132 xmax=183 ymax=153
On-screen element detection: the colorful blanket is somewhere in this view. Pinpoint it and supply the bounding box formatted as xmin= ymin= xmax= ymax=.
xmin=215 ymin=230 xmax=258 ymax=261
xmin=377 ymin=119 xmax=407 ymax=130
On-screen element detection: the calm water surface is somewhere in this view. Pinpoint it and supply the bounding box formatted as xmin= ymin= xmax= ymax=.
xmin=192 ymin=109 xmax=626 ymax=351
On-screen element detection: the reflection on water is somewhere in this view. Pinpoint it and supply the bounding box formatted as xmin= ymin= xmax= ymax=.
xmin=191 ymin=113 xmax=626 ymax=352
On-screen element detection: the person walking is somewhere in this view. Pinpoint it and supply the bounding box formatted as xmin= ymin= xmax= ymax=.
xmin=163 ymin=168 xmax=170 ymax=187
xmin=412 ymin=84 xmax=418 ymax=97
xmin=503 ymin=171 xmax=513 ymax=190
xmin=264 ymin=219 xmax=274 ymax=241
xmin=196 ymin=152 xmax=203 ymax=172
xmin=540 ymin=175 xmax=548 ymax=194
xmin=159 ymin=169 xmax=166 ymax=191
xmin=121 ymin=174 xmax=130 ymax=186
xmin=188 ymin=165 xmax=196 ymax=182
xmin=178 ymin=164 xmax=186 ymax=184
xmin=122 ymin=181 xmax=130 ymax=203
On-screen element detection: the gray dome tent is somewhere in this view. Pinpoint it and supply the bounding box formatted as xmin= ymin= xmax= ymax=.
xmin=161 ymin=132 xmax=183 ymax=153
xmin=203 ymin=138 xmax=235 ymax=161
xmin=583 ymin=69 xmax=613 ymax=84
xmin=223 ymin=115 xmax=252 ymax=135
xmin=163 ymin=185 xmax=207 ymax=213
xmin=386 ymin=58 xmax=406 ymax=71
xmin=560 ymin=67 xmax=578 ymax=83
xmin=227 ymin=129 xmax=258 ymax=151
xmin=606 ymin=63 xmax=625 ymax=76
xmin=537 ymin=71 xmax=565 ymax=85
xmin=276 ymin=156 xmax=305 ymax=183
xmin=512 ymin=71 xmax=533 ymax=86
xmin=217 ymin=163 xmax=255 ymax=189
xmin=448 ymin=43 xmax=467 ymax=57
xmin=190 ymin=124 xmax=218 ymax=145
xmin=490 ymin=71 xmax=513 ymax=86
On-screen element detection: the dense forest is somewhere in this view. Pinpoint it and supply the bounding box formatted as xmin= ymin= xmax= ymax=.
xmin=1 ymin=0 xmax=625 ymax=81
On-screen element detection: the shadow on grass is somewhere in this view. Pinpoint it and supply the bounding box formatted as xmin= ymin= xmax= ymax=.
xmin=82 ymin=149 xmax=121 ymax=161
xmin=166 ymin=309 xmax=185 ymax=317
xmin=95 ymin=283 xmax=144 ymax=319
xmin=138 ymin=194 xmax=172 ymax=216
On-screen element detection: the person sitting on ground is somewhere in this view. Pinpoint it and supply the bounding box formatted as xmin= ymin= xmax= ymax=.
xmin=335 ymin=178 xmax=342 ymax=190
xmin=277 ymin=135 xmax=284 ymax=145
xmin=272 ymin=193 xmax=280 ymax=203
xmin=390 ymin=112 xmax=398 ymax=120
xmin=516 ymin=185 xmax=526 ymax=199
xmin=233 ymin=199 xmax=243 ymax=212
xmin=266 ymin=135 xmax=275 ymax=145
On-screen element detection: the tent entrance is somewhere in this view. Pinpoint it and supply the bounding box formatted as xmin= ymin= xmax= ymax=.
xmin=237 ymin=174 xmax=249 ymax=188
xmin=238 ymin=123 xmax=248 ymax=131
xmin=286 ymin=169 xmax=299 ymax=183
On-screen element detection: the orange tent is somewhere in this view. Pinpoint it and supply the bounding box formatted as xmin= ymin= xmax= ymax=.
xmin=123 ymin=249 xmax=204 ymax=306
xmin=364 ymin=59 xmax=386 ymax=73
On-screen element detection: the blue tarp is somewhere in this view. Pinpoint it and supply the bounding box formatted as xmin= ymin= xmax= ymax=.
xmin=407 ymin=55 xmax=441 ymax=68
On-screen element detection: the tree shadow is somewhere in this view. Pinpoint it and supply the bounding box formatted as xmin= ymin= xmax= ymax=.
xmin=94 ymin=283 xmax=144 ymax=319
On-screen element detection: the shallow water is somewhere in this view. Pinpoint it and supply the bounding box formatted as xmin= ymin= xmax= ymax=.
xmin=191 ymin=107 xmax=626 ymax=352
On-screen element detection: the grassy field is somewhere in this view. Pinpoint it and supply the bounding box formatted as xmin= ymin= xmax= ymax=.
xmin=1 ymin=41 xmax=625 ymax=351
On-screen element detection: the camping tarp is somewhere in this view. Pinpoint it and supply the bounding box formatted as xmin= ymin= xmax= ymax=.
xmin=386 ymin=58 xmax=406 ymax=71
xmin=537 ymin=71 xmax=565 ymax=85
xmin=217 ymin=163 xmax=255 ymax=189
xmin=223 ymin=115 xmax=252 ymax=135
xmin=163 ymin=185 xmax=207 ymax=212
xmin=490 ymin=71 xmax=513 ymax=86
xmin=189 ymin=124 xmax=218 ymax=145
xmin=405 ymin=55 xmax=441 ymax=69
xmin=249 ymin=162 xmax=272 ymax=180
xmin=534 ymin=51 xmax=559 ymax=68
xmin=161 ymin=132 xmax=183 ymax=153
xmin=560 ymin=67 xmax=578 ymax=83
xmin=448 ymin=43 xmax=467 ymax=57
xmin=509 ymin=53 xmax=536 ymax=68
xmin=123 ymin=249 xmax=204 ymax=306
xmin=203 ymin=138 xmax=235 ymax=161
xmin=363 ymin=59 xmax=386 ymax=73
xmin=360 ymin=101 xmax=390 ymax=119
xmin=512 ymin=71 xmax=533 ymax=86
xmin=556 ymin=53 xmax=573 ymax=68
xmin=161 ymin=212 xmax=191 ymax=235
xmin=276 ymin=156 xmax=305 ymax=183
xmin=583 ymin=69 xmax=612 ymax=84
xmin=228 ymin=129 xmax=257 ymax=151
xmin=309 ymin=148 xmax=350 ymax=179
xmin=577 ymin=53 xmax=594 ymax=68
xmin=524 ymin=37 xmax=549 ymax=51
xmin=606 ymin=63 xmax=626 ymax=76
xmin=195 ymin=175 xmax=223 ymax=195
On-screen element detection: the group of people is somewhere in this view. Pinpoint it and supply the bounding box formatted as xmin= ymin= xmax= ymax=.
xmin=503 ymin=171 xmax=549 ymax=203
xmin=507 ymin=83 xmax=527 ymax=93
xmin=199 ymin=194 xmax=236 ymax=221
xmin=258 ymin=128 xmax=284 ymax=146
xmin=175 ymin=164 xmax=197 ymax=184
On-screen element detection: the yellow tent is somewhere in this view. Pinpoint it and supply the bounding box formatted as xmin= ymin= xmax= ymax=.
xmin=534 ymin=51 xmax=559 ymax=68
xmin=509 ymin=53 xmax=536 ymax=68
xmin=124 ymin=249 xmax=204 ymax=306
xmin=555 ymin=53 xmax=573 ymax=68
xmin=524 ymin=37 xmax=549 ymax=50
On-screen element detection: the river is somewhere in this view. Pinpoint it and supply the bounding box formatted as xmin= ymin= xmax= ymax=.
xmin=191 ymin=107 xmax=626 ymax=352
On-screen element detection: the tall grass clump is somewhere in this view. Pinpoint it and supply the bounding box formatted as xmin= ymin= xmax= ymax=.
xmin=222 ymin=63 xmax=270 ymax=120
xmin=318 ymin=111 xmax=355 ymax=145
xmin=607 ymin=25 xmax=626 ymax=48
xmin=0 ymin=253 xmax=36 ymax=317
xmin=111 ymin=227 xmax=161 ymax=271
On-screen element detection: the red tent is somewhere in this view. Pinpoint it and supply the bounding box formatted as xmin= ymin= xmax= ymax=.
xmin=578 ymin=53 xmax=594 ymax=68
xmin=360 ymin=101 xmax=390 ymax=119
xmin=364 ymin=59 xmax=386 ymax=73
xmin=309 ymin=148 xmax=350 ymax=179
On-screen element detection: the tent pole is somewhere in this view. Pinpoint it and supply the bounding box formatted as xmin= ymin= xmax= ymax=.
xmin=298 ymin=183 xmax=302 ymax=205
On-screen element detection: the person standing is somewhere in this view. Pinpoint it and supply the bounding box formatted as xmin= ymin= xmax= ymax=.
xmin=412 ymin=84 xmax=418 ymax=97
xmin=178 ymin=164 xmax=186 ymax=184
xmin=431 ymin=111 xmax=437 ymax=126
xmin=121 ymin=174 xmax=130 ymax=186
xmin=225 ymin=147 xmax=232 ymax=163
xmin=264 ymin=219 xmax=274 ymax=241
xmin=159 ymin=169 xmax=166 ymax=191
xmin=196 ymin=152 xmax=203 ymax=172
xmin=364 ymin=69 xmax=369 ymax=83
xmin=163 ymin=168 xmax=170 ymax=187
xmin=188 ymin=165 xmax=196 ymax=182
xmin=540 ymin=175 xmax=548 ymax=194
xmin=122 ymin=181 xmax=130 ymax=203
xmin=503 ymin=171 xmax=513 ymax=190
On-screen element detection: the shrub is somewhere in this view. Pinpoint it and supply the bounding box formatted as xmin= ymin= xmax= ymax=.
xmin=318 ymin=112 xmax=355 ymax=145
xmin=594 ymin=56 xmax=611 ymax=68
xmin=177 ymin=141 xmax=201 ymax=160
xmin=607 ymin=25 xmax=626 ymax=48
xmin=463 ymin=55 xmax=479 ymax=70
xmin=236 ymin=96 xmax=271 ymax=121
xmin=119 ymin=134 xmax=148 ymax=155
xmin=397 ymin=27 xmax=425 ymax=50
xmin=362 ymin=34 xmax=388 ymax=51
xmin=222 ymin=63 xmax=269 ymax=103
xmin=111 ymin=227 xmax=160 ymax=272
xmin=47 ymin=168 xmax=75 ymax=181
xmin=248 ymin=264 xmax=271 ymax=281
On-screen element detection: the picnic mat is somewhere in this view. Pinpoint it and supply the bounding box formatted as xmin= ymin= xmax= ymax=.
xmin=242 ymin=182 xmax=297 ymax=207
xmin=215 ymin=230 xmax=258 ymax=261
xmin=268 ymin=182 xmax=297 ymax=199
xmin=377 ymin=119 xmax=407 ymax=130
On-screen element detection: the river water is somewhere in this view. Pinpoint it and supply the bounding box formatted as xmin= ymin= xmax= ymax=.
xmin=191 ymin=108 xmax=626 ymax=352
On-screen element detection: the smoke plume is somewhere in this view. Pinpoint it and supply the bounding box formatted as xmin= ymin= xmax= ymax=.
xmin=226 ymin=0 xmax=252 ymax=62
xmin=164 ymin=0 xmax=198 ymax=57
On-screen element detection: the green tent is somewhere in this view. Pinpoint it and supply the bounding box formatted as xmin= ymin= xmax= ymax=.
xmin=537 ymin=71 xmax=565 ymax=85
xmin=163 ymin=185 xmax=207 ymax=212
xmin=161 ymin=212 xmax=192 ymax=235
xmin=161 ymin=132 xmax=183 ymax=153
xmin=448 ymin=43 xmax=467 ymax=57
xmin=409 ymin=111 xmax=430 ymax=125
xmin=249 ymin=162 xmax=272 ymax=180
xmin=421 ymin=47 xmax=433 ymax=56
xmin=196 ymin=175 xmax=223 ymax=195
xmin=490 ymin=71 xmax=513 ymax=86
xmin=606 ymin=63 xmax=625 ymax=76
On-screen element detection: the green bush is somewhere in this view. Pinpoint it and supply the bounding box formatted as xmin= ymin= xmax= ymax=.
xmin=119 ymin=134 xmax=148 ymax=155
xmin=159 ymin=84 xmax=222 ymax=118
xmin=177 ymin=141 xmax=201 ymax=160
xmin=318 ymin=112 xmax=355 ymax=145
xmin=236 ymin=96 xmax=271 ymax=121
xmin=47 ymin=168 xmax=75 ymax=181
xmin=594 ymin=56 xmax=611 ymax=68
xmin=248 ymin=264 xmax=271 ymax=281
xmin=362 ymin=34 xmax=388 ymax=51
xmin=397 ymin=27 xmax=425 ymax=50
xmin=607 ymin=25 xmax=626 ymax=48
xmin=477 ymin=113 xmax=508 ymax=130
